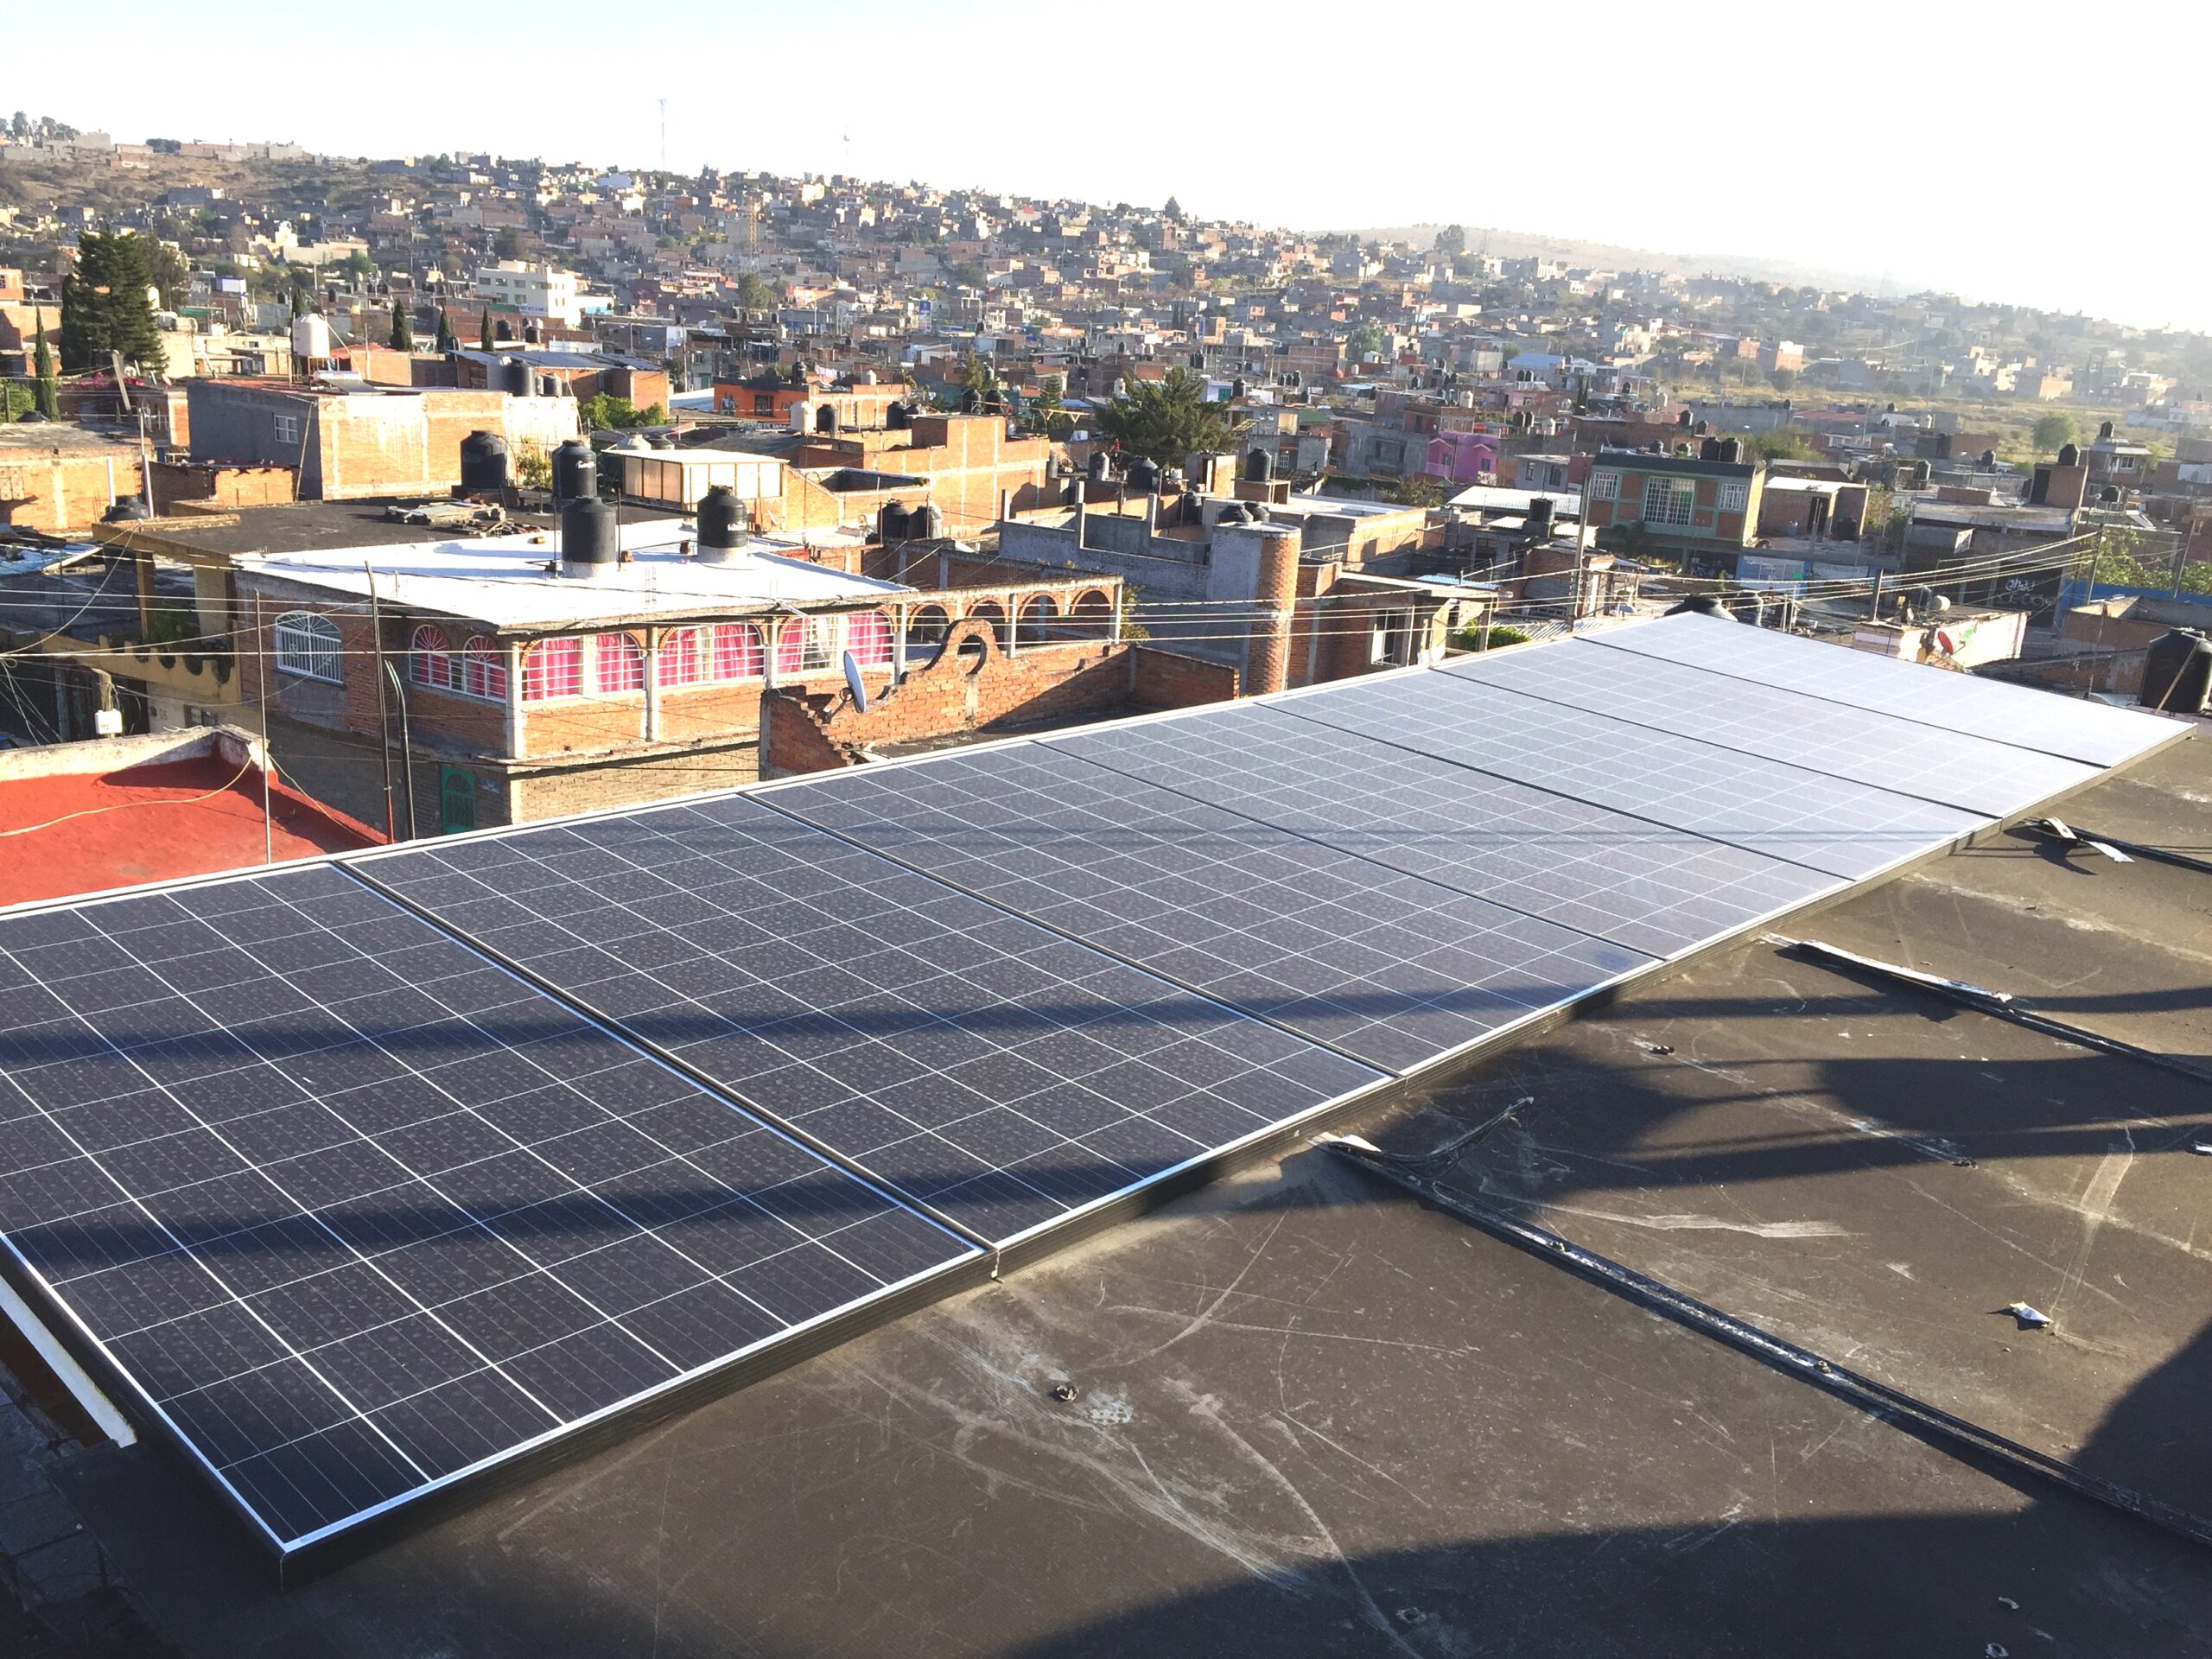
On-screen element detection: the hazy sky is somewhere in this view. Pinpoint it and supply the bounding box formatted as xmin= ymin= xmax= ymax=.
xmin=19 ymin=0 xmax=2211 ymax=331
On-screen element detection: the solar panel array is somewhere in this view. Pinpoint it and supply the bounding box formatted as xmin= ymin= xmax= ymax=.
xmin=0 ymin=867 xmax=976 ymax=1553
xmin=0 ymin=611 xmax=2179 ymax=1565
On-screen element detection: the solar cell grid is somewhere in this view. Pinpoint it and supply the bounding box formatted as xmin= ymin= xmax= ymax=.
xmin=359 ymin=796 xmax=1385 ymax=1247
xmin=1588 ymin=611 xmax=2182 ymax=767
xmin=765 ymin=744 xmax=1655 ymax=1071
xmin=0 ymin=868 xmax=973 ymax=1551
xmin=1046 ymin=702 xmax=1840 ymax=958
xmin=1444 ymin=638 xmax=2098 ymax=817
xmin=1271 ymin=668 xmax=1986 ymax=880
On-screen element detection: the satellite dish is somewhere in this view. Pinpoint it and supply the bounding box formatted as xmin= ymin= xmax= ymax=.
xmin=842 ymin=650 xmax=869 ymax=713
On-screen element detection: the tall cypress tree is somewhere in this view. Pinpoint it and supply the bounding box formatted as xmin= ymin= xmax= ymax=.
xmin=435 ymin=309 xmax=458 ymax=353
xmin=479 ymin=306 xmax=494 ymax=351
xmin=59 ymin=232 xmax=167 ymax=372
xmin=33 ymin=315 xmax=59 ymax=421
xmin=389 ymin=296 xmax=414 ymax=351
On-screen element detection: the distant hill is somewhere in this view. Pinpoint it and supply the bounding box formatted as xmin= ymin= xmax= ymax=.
xmin=1334 ymin=222 xmax=1893 ymax=295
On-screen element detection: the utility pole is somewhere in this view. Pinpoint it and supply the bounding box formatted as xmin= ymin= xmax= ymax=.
xmin=658 ymin=99 xmax=668 ymax=173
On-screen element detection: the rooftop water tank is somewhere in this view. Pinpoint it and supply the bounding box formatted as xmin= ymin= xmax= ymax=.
xmin=2142 ymin=628 xmax=2212 ymax=714
xmin=559 ymin=499 xmax=620 ymax=579
xmin=458 ymin=430 xmax=510 ymax=493
xmin=551 ymin=439 xmax=597 ymax=504
xmin=695 ymin=485 xmax=753 ymax=565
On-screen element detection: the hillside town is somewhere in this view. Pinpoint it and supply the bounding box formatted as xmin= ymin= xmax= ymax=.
xmin=0 ymin=101 xmax=2209 ymax=1659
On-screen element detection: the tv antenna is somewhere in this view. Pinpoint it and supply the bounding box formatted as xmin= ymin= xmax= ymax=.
xmin=658 ymin=99 xmax=668 ymax=171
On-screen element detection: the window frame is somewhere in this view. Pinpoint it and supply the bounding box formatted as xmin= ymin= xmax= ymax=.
xmin=408 ymin=624 xmax=454 ymax=690
xmin=707 ymin=622 xmax=762 ymax=683
xmin=593 ymin=632 xmax=645 ymax=694
xmin=1641 ymin=476 xmax=1695 ymax=527
xmin=521 ymin=637 xmax=583 ymax=702
xmin=1589 ymin=471 xmax=1620 ymax=501
xmin=272 ymin=610 xmax=342 ymax=684
xmin=461 ymin=634 xmax=508 ymax=702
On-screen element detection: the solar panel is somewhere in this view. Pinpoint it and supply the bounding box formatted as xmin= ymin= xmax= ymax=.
xmin=765 ymin=746 xmax=1654 ymax=1072
xmin=1588 ymin=611 xmax=2183 ymax=768
xmin=1271 ymin=668 xmax=1987 ymax=880
xmin=357 ymin=798 xmax=1386 ymax=1248
xmin=0 ymin=866 xmax=977 ymax=1560
xmin=1443 ymin=638 xmax=2100 ymax=818
xmin=1047 ymin=702 xmax=1842 ymax=958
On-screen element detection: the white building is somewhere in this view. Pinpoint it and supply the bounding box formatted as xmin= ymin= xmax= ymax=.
xmin=472 ymin=259 xmax=584 ymax=327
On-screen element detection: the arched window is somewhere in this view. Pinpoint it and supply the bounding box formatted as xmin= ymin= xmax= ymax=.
xmin=273 ymin=611 xmax=341 ymax=683
xmin=906 ymin=604 xmax=950 ymax=652
xmin=1018 ymin=594 xmax=1058 ymax=639
xmin=846 ymin=611 xmax=892 ymax=667
xmin=656 ymin=627 xmax=702 ymax=687
xmin=709 ymin=622 xmax=761 ymax=681
xmin=594 ymin=632 xmax=645 ymax=693
xmin=1071 ymin=589 xmax=1115 ymax=639
xmin=967 ymin=601 xmax=1008 ymax=650
xmin=408 ymin=625 xmax=453 ymax=690
xmin=774 ymin=618 xmax=806 ymax=678
xmin=462 ymin=635 xmax=506 ymax=701
xmin=522 ymin=638 xmax=582 ymax=701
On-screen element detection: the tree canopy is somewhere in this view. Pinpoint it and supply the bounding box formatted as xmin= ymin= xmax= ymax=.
xmin=2032 ymin=410 xmax=2079 ymax=454
xmin=1092 ymin=368 xmax=1245 ymax=467
xmin=577 ymin=393 xmax=666 ymax=430
xmin=33 ymin=317 xmax=58 ymax=420
xmin=60 ymin=232 xmax=167 ymax=372
xmin=1026 ymin=374 xmax=1072 ymax=440
xmin=1433 ymin=225 xmax=1465 ymax=257
xmin=1345 ymin=321 xmax=1388 ymax=361
xmin=388 ymin=298 xmax=413 ymax=351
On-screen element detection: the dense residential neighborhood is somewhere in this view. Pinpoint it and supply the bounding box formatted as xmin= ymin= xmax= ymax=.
xmin=0 ymin=91 xmax=2210 ymax=1659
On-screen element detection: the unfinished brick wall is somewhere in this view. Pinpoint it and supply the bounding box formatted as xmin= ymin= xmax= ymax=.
xmin=1129 ymin=645 xmax=1237 ymax=709
xmin=761 ymin=620 xmax=1137 ymax=772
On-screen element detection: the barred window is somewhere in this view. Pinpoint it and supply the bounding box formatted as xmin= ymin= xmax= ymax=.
xmin=1589 ymin=471 xmax=1619 ymax=501
xmin=709 ymin=623 xmax=761 ymax=682
xmin=1642 ymin=477 xmax=1695 ymax=526
xmin=273 ymin=611 xmax=341 ymax=683
xmin=409 ymin=626 xmax=454 ymax=690
xmin=462 ymin=635 xmax=507 ymax=701
xmin=522 ymin=638 xmax=583 ymax=701
xmin=1719 ymin=483 xmax=1748 ymax=512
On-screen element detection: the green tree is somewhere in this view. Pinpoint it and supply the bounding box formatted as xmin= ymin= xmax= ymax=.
xmin=1345 ymin=321 xmax=1387 ymax=361
xmin=1748 ymin=428 xmax=1815 ymax=462
xmin=1027 ymin=374 xmax=1072 ymax=440
xmin=479 ymin=307 xmax=494 ymax=351
xmin=1093 ymin=368 xmax=1246 ymax=467
xmin=959 ymin=354 xmax=997 ymax=397
xmin=1382 ymin=473 xmax=1446 ymax=508
xmin=142 ymin=240 xmax=189 ymax=311
xmin=576 ymin=392 xmax=664 ymax=429
xmin=33 ymin=316 xmax=60 ymax=420
xmin=435 ymin=309 xmax=458 ymax=353
xmin=1162 ymin=196 xmax=1183 ymax=220
xmin=1433 ymin=225 xmax=1465 ymax=258
xmin=388 ymin=297 xmax=413 ymax=351
xmin=492 ymin=226 xmax=524 ymax=261
xmin=2032 ymin=410 xmax=2078 ymax=454
xmin=59 ymin=232 xmax=167 ymax=372
xmin=734 ymin=271 xmax=776 ymax=311
xmin=1768 ymin=367 xmax=1796 ymax=391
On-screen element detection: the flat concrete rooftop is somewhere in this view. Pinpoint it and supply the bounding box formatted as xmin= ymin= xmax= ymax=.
xmin=16 ymin=724 xmax=2212 ymax=1656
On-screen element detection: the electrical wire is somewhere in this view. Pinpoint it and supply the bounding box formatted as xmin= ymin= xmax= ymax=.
xmin=0 ymin=755 xmax=257 ymax=839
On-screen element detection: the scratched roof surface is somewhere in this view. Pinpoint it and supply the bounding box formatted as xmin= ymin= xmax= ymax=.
xmin=35 ymin=730 xmax=2212 ymax=1656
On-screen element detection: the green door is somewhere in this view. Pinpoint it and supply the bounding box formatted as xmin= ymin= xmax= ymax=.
xmin=438 ymin=766 xmax=478 ymax=835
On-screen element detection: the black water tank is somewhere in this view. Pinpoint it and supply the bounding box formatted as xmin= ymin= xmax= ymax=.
xmin=1700 ymin=437 xmax=1723 ymax=461
xmin=1126 ymin=458 xmax=1161 ymax=493
xmin=1718 ymin=437 xmax=1743 ymax=463
xmin=887 ymin=401 xmax=912 ymax=431
xmin=559 ymin=498 xmax=619 ymax=575
xmin=908 ymin=504 xmax=943 ymax=540
xmin=880 ymin=501 xmax=911 ymax=543
xmin=1527 ymin=497 xmax=1554 ymax=536
xmin=817 ymin=404 xmax=840 ymax=435
xmin=1243 ymin=448 xmax=1274 ymax=482
xmin=1088 ymin=449 xmax=1116 ymax=483
xmin=697 ymin=485 xmax=748 ymax=557
xmin=551 ymin=440 xmax=597 ymax=504
xmin=1666 ymin=594 xmax=1738 ymax=621
xmin=2057 ymin=442 xmax=2080 ymax=467
xmin=958 ymin=388 xmax=982 ymax=413
xmin=2142 ymin=628 xmax=2212 ymax=714
xmin=459 ymin=430 xmax=510 ymax=493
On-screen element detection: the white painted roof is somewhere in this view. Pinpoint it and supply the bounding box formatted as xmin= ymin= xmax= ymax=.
xmin=1446 ymin=484 xmax=1584 ymax=514
xmin=236 ymin=517 xmax=910 ymax=630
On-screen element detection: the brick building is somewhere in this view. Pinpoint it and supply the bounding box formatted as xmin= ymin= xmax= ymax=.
xmin=1583 ymin=447 xmax=1765 ymax=563
xmin=231 ymin=511 xmax=1134 ymax=834
xmin=0 ymin=426 xmax=147 ymax=531
xmin=184 ymin=381 xmax=580 ymax=499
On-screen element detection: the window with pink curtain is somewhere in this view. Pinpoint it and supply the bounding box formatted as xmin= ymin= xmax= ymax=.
xmin=775 ymin=618 xmax=806 ymax=677
xmin=657 ymin=627 xmax=702 ymax=686
xmin=463 ymin=635 xmax=507 ymax=701
xmin=594 ymin=632 xmax=645 ymax=693
xmin=522 ymin=638 xmax=582 ymax=701
xmin=409 ymin=625 xmax=453 ymax=689
xmin=847 ymin=611 xmax=891 ymax=667
xmin=709 ymin=622 xmax=760 ymax=681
